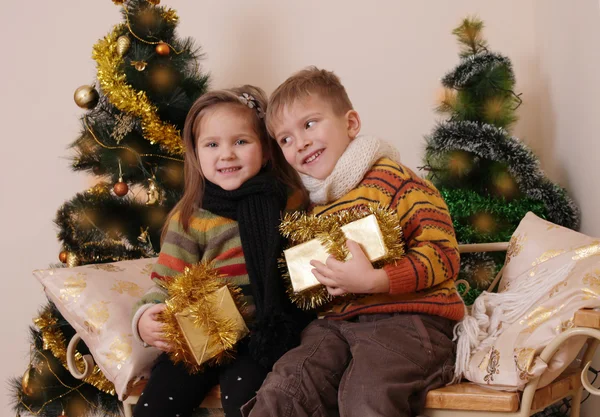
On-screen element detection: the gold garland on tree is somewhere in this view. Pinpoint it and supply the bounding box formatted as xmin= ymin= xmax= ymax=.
xmin=159 ymin=262 xmax=247 ymax=373
xmin=92 ymin=25 xmax=184 ymax=156
xmin=34 ymin=309 xmax=115 ymax=395
xmin=279 ymin=204 xmax=405 ymax=310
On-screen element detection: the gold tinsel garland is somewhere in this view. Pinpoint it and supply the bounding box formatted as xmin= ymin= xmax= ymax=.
xmin=159 ymin=262 xmax=247 ymax=373
xmin=92 ymin=25 xmax=184 ymax=156
xmin=279 ymin=204 xmax=405 ymax=310
xmin=34 ymin=310 xmax=115 ymax=395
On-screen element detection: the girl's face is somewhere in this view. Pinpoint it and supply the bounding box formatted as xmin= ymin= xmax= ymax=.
xmin=195 ymin=103 xmax=265 ymax=191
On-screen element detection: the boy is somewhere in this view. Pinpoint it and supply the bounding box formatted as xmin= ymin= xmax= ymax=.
xmin=242 ymin=67 xmax=463 ymax=417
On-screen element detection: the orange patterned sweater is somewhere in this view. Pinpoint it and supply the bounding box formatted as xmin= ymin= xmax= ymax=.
xmin=312 ymin=157 xmax=464 ymax=321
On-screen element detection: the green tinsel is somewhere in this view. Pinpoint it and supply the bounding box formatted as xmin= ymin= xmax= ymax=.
xmin=442 ymin=188 xmax=547 ymax=243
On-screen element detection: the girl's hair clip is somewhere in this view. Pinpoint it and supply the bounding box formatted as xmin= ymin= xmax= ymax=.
xmin=239 ymin=93 xmax=265 ymax=118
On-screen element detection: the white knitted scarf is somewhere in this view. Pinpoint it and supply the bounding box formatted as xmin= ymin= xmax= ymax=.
xmin=300 ymin=135 xmax=401 ymax=205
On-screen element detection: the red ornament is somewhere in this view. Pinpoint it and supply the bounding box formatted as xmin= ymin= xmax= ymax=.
xmin=155 ymin=42 xmax=170 ymax=56
xmin=113 ymin=180 xmax=129 ymax=197
xmin=59 ymin=251 xmax=69 ymax=263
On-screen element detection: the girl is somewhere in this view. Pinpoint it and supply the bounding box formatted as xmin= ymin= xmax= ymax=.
xmin=131 ymin=86 xmax=309 ymax=417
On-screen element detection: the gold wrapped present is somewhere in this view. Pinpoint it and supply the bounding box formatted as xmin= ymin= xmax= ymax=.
xmin=284 ymin=214 xmax=388 ymax=293
xmin=175 ymin=286 xmax=249 ymax=366
xmin=279 ymin=205 xmax=405 ymax=309
xmin=160 ymin=262 xmax=249 ymax=373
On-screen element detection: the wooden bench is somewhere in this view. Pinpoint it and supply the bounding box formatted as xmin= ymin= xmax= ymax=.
xmin=117 ymin=242 xmax=600 ymax=416
xmin=121 ymin=309 xmax=600 ymax=417
xmin=422 ymin=308 xmax=600 ymax=417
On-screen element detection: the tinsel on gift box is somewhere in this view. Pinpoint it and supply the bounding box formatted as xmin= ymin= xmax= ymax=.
xmin=159 ymin=262 xmax=248 ymax=373
xmin=279 ymin=204 xmax=405 ymax=310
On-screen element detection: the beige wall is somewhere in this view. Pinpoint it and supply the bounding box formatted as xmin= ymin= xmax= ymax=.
xmin=534 ymin=1 xmax=600 ymax=415
xmin=4 ymin=0 xmax=597 ymax=416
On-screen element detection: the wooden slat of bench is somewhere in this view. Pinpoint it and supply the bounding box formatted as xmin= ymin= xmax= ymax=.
xmin=530 ymin=367 xmax=581 ymax=411
xmin=424 ymin=383 xmax=520 ymax=412
xmin=573 ymin=309 xmax=600 ymax=329
xmin=424 ymin=368 xmax=581 ymax=412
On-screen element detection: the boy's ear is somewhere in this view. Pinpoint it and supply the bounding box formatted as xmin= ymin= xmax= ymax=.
xmin=345 ymin=110 xmax=361 ymax=139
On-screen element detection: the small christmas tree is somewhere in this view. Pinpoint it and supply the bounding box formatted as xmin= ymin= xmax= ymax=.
xmin=12 ymin=1 xmax=208 ymax=415
xmin=422 ymin=17 xmax=579 ymax=304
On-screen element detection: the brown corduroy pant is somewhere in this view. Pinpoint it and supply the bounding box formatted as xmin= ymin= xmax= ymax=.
xmin=241 ymin=312 xmax=456 ymax=417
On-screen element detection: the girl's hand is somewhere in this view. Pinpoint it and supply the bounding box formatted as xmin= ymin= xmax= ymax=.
xmin=138 ymin=303 xmax=172 ymax=352
xmin=310 ymin=240 xmax=390 ymax=296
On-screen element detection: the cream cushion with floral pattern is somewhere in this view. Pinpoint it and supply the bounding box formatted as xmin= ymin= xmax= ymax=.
xmin=456 ymin=212 xmax=600 ymax=390
xmin=33 ymin=258 xmax=161 ymax=400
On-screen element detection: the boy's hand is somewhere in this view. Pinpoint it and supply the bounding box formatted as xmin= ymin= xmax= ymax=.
xmin=138 ymin=303 xmax=172 ymax=352
xmin=310 ymin=240 xmax=390 ymax=296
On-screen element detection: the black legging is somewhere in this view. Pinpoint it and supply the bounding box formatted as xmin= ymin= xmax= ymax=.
xmin=133 ymin=342 xmax=268 ymax=417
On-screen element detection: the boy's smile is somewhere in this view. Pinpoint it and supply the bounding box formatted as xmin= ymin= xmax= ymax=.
xmin=272 ymin=94 xmax=361 ymax=180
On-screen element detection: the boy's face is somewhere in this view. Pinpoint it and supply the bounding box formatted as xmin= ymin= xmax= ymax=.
xmin=272 ymin=94 xmax=360 ymax=180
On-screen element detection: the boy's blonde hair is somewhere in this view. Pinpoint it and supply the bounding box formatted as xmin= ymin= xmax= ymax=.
xmin=267 ymin=66 xmax=353 ymax=136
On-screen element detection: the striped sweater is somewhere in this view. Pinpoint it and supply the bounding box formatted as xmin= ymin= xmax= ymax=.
xmin=131 ymin=190 xmax=305 ymax=342
xmin=315 ymin=157 xmax=464 ymax=322
xmin=132 ymin=210 xmax=254 ymax=331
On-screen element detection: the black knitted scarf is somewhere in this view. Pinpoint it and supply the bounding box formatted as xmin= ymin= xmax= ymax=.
xmin=202 ymin=172 xmax=307 ymax=369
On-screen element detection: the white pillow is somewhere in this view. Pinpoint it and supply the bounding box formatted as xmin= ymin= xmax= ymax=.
xmin=34 ymin=258 xmax=162 ymax=400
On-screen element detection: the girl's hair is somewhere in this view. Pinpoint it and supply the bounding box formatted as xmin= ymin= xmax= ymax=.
xmin=162 ymin=85 xmax=306 ymax=239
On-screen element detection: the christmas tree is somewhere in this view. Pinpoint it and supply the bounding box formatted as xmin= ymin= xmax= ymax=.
xmin=422 ymin=17 xmax=580 ymax=304
xmin=12 ymin=1 xmax=208 ymax=415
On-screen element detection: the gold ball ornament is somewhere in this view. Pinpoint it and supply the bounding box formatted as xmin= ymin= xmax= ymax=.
xmin=74 ymin=85 xmax=99 ymax=109
xmin=155 ymin=42 xmax=170 ymax=56
xmin=114 ymin=178 xmax=129 ymax=197
xmin=21 ymin=366 xmax=37 ymax=396
xmin=150 ymin=65 xmax=177 ymax=93
xmin=472 ymin=212 xmax=497 ymax=235
xmin=447 ymin=150 xmax=473 ymax=178
xmin=116 ymin=35 xmax=131 ymax=57
xmin=59 ymin=250 xmax=69 ymax=263
xmin=493 ymin=172 xmax=519 ymax=200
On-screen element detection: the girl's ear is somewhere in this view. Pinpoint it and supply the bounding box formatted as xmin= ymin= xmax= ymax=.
xmin=345 ymin=110 xmax=361 ymax=139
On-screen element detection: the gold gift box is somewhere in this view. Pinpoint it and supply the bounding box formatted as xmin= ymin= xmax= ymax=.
xmin=175 ymin=286 xmax=249 ymax=366
xmin=283 ymin=214 xmax=388 ymax=293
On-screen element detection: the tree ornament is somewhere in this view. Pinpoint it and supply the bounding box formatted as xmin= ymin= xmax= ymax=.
xmin=155 ymin=42 xmax=170 ymax=56
xmin=150 ymin=65 xmax=177 ymax=93
xmin=59 ymin=250 xmax=69 ymax=263
xmin=472 ymin=212 xmax=497 ymax=235
xmin=21 ymin=365 xmax=37 ymax=396
xmin=447 ymin=150 xmax=473 ymax=178
xmin=137 ymin=226 xmax=150 ymax=244
xmin=493 ymin=171 xmax=519 ymax=199
xmin=111 ymin=113 xmax=136 ymax=144
xmin=139 ymin=8 xmax=157 ymax=27
xmin=131 ymin=61 xmax=148 ymax=71
xmin=113 ymin=179 xmax=129 ymax=197
xmin=147 ymin=0 xmax=160 ymax=5
xmin=73 ymin=85 xmax=99 ymax=109
xmin=112 ymin=0 xmax=125 ymax=5
xmin=116 ymin=35 xmax=131 ymax=57
xmin=146 ymin=176 xmax=162 ymax=205
xmin=114 ymin=160 xmax=128 ymax=197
